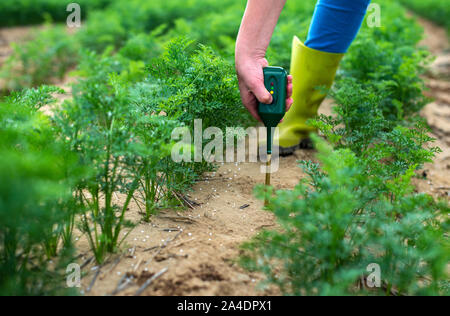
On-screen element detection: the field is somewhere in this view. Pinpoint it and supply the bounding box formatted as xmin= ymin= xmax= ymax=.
xmin=0 ymin=0 xmax=449 ymax=296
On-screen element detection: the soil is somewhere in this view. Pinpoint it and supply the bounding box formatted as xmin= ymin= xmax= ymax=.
xmin=77 ymin=151 xmax=313 ymax=296
xmin=0 ymin=17 xmax=448 ymax=296
xmin=412 ymin=14 xmax=450 ymax=199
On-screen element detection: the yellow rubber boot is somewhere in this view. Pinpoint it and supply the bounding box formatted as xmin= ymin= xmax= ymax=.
xmin=276 ymin=36 xmax=344 ymax=153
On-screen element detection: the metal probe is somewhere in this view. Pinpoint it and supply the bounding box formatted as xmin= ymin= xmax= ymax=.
xmin=257 ymin=67 xmax=287 ymax=207
xmin=264 ymin=154 xmax=272 ymax=206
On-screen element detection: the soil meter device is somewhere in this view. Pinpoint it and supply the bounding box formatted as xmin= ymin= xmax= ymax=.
xmin=258 ymin=66 xmax=288 ymax=154
xmin=258 ymin=66 xmax=287 ymax=204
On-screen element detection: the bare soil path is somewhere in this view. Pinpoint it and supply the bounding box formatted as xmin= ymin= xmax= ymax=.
xmin=79 ymin=150 xmax=314 ymax=296
xmin=412 ymin=14 xmax=450 ymax=199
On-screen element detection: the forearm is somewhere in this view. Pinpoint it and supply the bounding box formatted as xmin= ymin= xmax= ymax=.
xmin=236 ymin=0 xmax=287 ymax=61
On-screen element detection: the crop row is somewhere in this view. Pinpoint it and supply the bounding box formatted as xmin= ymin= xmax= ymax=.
xmin=399 ymin=0 xmax=450 ymax=35
xmin=0 ymin=0 xmax=112 ymax=27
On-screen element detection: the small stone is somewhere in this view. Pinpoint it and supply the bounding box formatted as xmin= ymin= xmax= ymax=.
xmin=235 ymin=273 xmax=251 ymax=282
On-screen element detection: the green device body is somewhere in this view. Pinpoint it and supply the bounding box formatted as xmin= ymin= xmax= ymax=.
xmin=258 ymin=66 xmax=288 ymax=154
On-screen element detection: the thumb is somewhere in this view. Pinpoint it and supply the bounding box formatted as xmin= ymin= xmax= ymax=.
xmin=249 ymin=79 xmax=273 ymax=104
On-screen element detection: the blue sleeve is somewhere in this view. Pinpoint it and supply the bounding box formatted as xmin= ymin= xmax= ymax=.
xmin=305 ymin=0 xmax=372 ymax=54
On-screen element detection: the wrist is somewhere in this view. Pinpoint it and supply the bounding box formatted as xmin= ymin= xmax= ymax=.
xmin=235 ymin=42 xmax=266 ymax=66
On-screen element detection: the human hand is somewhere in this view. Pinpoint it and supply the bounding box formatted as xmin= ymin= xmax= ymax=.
xmin=235 ymin=55 xmax=293 ymax=123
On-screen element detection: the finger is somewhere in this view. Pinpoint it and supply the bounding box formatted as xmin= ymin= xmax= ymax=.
xmin=287 ymin=74 xmax=293 ymax=83
xmin=286 ymin=97 xmax=293 ymax=112
xmin=286 ymin=75 xmax=293 ymax=99
xmin=246 ymin=102 xmax=263 ymax=123
xmin=240 ymin=88 xmax=263 ymax=123
xmin=248 ymin=78 xmax=273 ymax=105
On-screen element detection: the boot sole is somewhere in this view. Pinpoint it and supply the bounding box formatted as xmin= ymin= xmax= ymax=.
xmin=258 ymin=139 xmax=314 ymax=159
xmin=280 ymin=139 xmax=314 ymax=157
xmin=279 ymin=145 xmax=299 ymax=157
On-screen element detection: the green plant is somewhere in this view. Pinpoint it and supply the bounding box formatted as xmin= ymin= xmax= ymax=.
xmin=129 ymin=115 xmax=179 ymax=222
xmin=54 ymin=51 xmax=182 ymax=262
xmin=310 ymin=80 xmax=440 ymax=176
xmin=0 ymin=97 xmax=83 ymax=295
xmin=54 ymin=62 xmax=138 ymax=263
xmin=1 ymin=25 xmax=79 ymax=91
xmin=141 ymin=38 xmax=252 ymax=175
xmin=242 ymin=137 xmax=449 ymax=296
xmin=6 ymin=85 xmax=63 ymax=111
xmin=76 ymin=10 xmax=128 ymax=53
xmin=341 ymin=41 xmax=431 ymax=121
xmin=118 ymin=33 xmax=163 ymax=63
xmin=149 ymin=38 xmax=249 ymax=129
xmin=75 ymin=0 xmax=238 ymax=54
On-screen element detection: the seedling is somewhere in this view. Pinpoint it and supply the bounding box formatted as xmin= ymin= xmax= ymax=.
xmin=257 ymin=66 xmax=287 ymax=205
